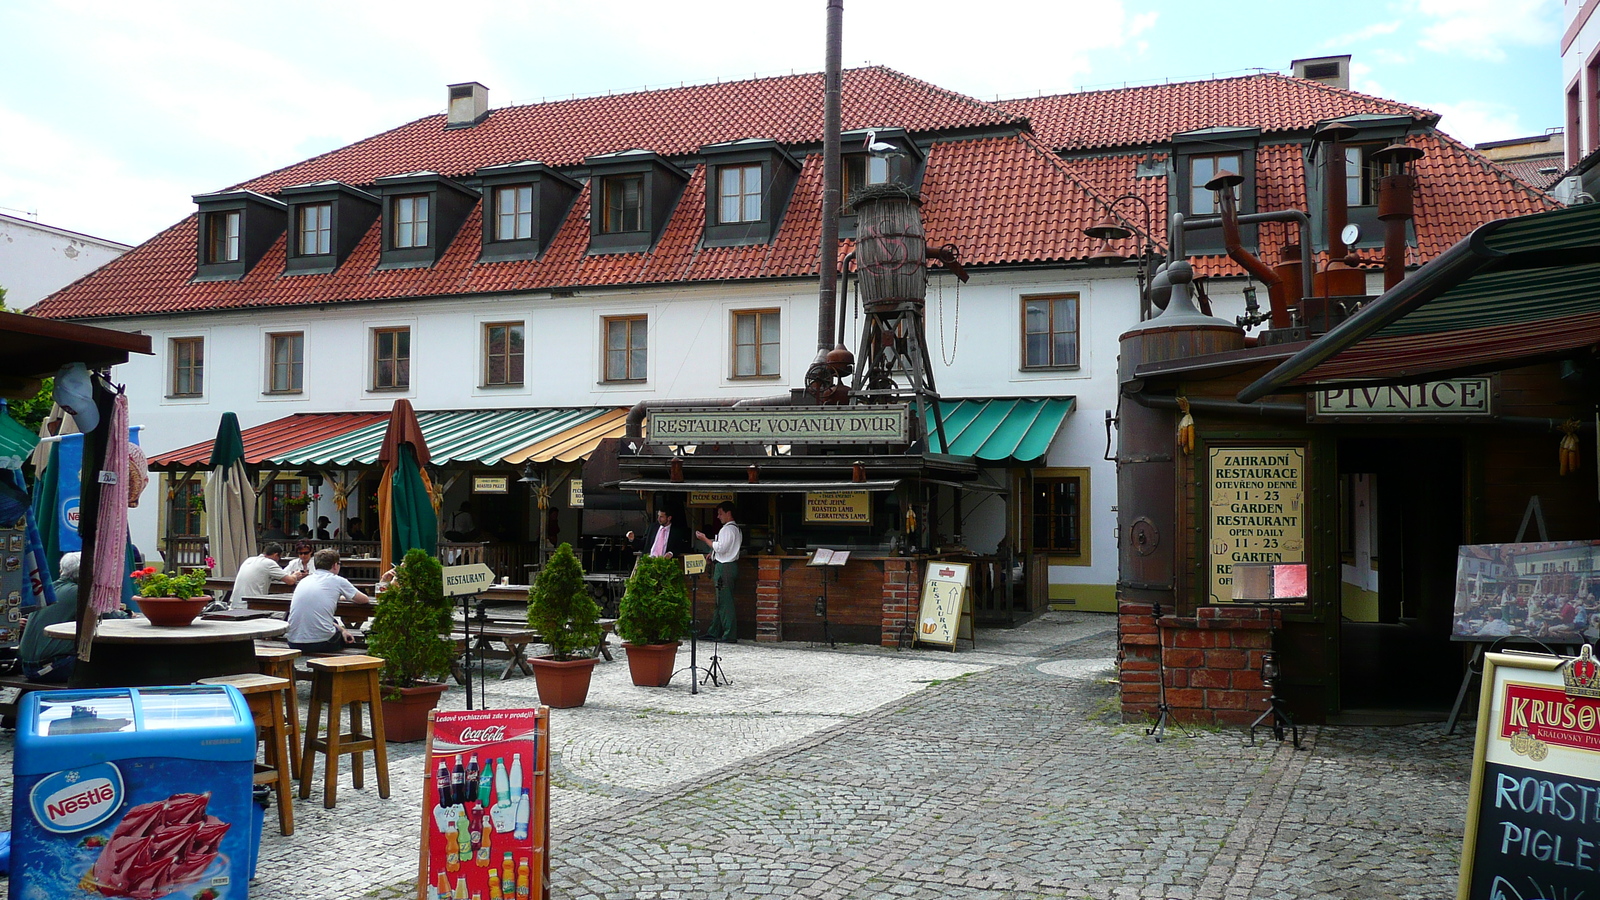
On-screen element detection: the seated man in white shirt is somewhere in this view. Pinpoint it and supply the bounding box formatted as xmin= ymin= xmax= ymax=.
xmin=286 ymin=548 xmax=372 ymax=653
xmin=231 ymin=542 xmax=302 ymax=609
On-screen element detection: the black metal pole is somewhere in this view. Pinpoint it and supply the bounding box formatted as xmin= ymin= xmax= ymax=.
xmin=462 ymin=591 xmax=473 ymax=710
xmin=815 ymin=0 xmax=844 ymax=355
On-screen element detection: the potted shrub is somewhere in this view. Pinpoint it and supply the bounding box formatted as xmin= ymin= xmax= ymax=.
xmin=526 ymin=543 xmax=602 ymax=708
xmin=616 ymin=554 xmax=691 ymax=687
xmin=130 ymin=559 xmax=214 ymax=626
xmin=365 ymin=548 xmax=453 ymax=741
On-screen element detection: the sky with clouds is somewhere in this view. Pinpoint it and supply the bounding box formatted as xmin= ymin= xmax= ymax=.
xmin=0 ymin=0 xmax=1563 ymax=247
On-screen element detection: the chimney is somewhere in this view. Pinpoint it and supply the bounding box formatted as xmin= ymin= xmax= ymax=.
xmin=446 ymin=82 xmax=489 ymax=129
xmin=1291 ymin=55 xmax=1350 ymax=90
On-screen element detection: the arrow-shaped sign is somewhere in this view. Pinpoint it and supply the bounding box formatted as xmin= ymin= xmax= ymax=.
xmin=442 ymin=563 xmax=496 ymax=597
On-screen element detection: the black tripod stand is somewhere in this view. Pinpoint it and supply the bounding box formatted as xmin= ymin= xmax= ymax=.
xmin=701 ymin=570 xmax=729 ymax=686
xmin=673 ymin=569 xmax=726 ymax=693
xmin=1249 ymin=607 xmax=1300 ymax=748
xmin=1146 ymin=600 xmax=1185 ymax=742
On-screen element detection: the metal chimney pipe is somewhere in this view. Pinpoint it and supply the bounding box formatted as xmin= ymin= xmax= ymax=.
xmin=816 ymin=0 xmax=844 ymax=357
xmin=1373 ymin=142 xmax=1424 ymax=291
xmin=1205 ymin=170 xmax=1290 ymax=328
xmin=1313 ymin=122 xmax=1359 ymax=265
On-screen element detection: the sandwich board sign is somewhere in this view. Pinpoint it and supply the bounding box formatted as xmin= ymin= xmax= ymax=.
xmin=914 ymin=561 xmax=973 ymax=651
xmin=1459 ymin=644 xmax=1600 ymax=898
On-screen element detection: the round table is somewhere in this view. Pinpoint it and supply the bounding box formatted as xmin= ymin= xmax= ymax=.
xmin=45 ymin=617 xmax=288 ymax=688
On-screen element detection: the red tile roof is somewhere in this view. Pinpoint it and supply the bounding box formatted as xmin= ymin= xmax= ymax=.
xmin=998 ymin=73 xmax=1435 ymax=152
xmin=240 ymin=66 xmax=1021 ymax=194
xmin=27 ymin=67 xmax=1558 ymax=322
xmin=1488 ymin=153 xmax=1565 ymax=191
xmin=150 ymin=412 xmax=389 ymax=468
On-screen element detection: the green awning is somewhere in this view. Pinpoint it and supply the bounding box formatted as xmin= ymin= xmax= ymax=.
xmin=275 ymin=408 xmax=620 ymax=468
xmin=0 ymin=408 xmax=38 ymax=462
xmin=938 ymin=397 xmax=1074 ymax=464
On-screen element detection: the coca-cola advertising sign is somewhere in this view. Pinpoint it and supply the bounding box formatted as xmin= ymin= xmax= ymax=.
xmin=421 ymin=708 xmax=548 ymax=900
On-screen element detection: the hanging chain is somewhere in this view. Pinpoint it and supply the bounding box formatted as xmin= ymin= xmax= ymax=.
xmin=938 ymin=273 xmax=961 ymax=366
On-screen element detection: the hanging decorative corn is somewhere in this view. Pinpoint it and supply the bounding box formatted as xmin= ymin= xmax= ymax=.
xmin=905 ymin=506 xmax=918 ymax=534
xmin=1176 ymin=397 xmax=1195 ymax=455
xmin=534 ymin=482 xmax=553 ymax=510
xmin=332 ymin=477 xmax=351 ymax=512
xmin=1560 ymin=419 xmax=1581 ymax=476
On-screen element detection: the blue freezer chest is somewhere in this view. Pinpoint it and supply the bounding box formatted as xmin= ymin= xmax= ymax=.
xmin=9 ymin=685 xmax=257 ymax=900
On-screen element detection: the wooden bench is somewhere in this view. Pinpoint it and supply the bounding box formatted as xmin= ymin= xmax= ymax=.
xmin=0 ymin=673 xmax=77 ymax=719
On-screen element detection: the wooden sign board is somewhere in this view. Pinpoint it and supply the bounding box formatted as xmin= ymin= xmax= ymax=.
xmin=419 ymin=707 xmax=550 ymax=900
xmin=804 ymin=491 xmax=871 ymax=524
xmin=1458 ymin=647 xmax=1600 ymax=898
xmin=473 ymin=476 xmax=509 ymax=494
xmin=568 ymin=478 xmax=584 ymax=508
xmin=682 ymin=554 xmax=708 ymax=576
xmin=688 ymin=491 xmax=734 ymax=507
xmin=1208 ymin=446 xmax=1306 ymax=604
xmin=915 ymin=561 xmax=973 ymax=650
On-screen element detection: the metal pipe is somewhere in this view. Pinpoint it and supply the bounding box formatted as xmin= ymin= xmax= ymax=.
xmin=1129 ymin=391 xmax=1307 ymax=420
xmin=815 ymin=0 xmax=844 ymax=357
xmin=836 ymin=251 xmax=855 ymax=348
xmin=624 ymin=398 xmax=744 ymax=439
xmin=1210 ymin=174 xmax=1290 ymax=329
xmin=1183 ymin=209 xmax=1315 ymax=302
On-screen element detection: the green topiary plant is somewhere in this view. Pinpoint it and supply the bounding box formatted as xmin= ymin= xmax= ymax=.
xmin=616 ymin=554 xmax=691 ymax=646
xmin=527 ymin=543 xmax=601 ymax=660
xmin=365 ymin=548 xmax=454 ymax=690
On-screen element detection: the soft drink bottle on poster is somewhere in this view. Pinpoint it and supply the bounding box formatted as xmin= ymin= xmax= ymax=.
xmin=509 ymin=753 xmax=523 ymax=801
xmin=502 ymin=852 xmax=514 ymax=888
xmin=437 ymin=759 xmax=452 ymax=805
xmin=514 ymin=791 xmax=528 ymax=840
xmin=479 ymin=814 xmax=493 ymax=865
xmin=495 ymin=757 xmax=508 ymax=801
xmin=438 ymin=871 xmax=451 ymax=900
xmin=469 ymin=804 xmax=483 ymax=860
xmin=452 ymin=754 xmax=467 ymax=805
xmin=517 ymin=858 xmax=530 ymax=900
xmin=489 ymin=867 xmax=502 ymax=900
xmin=468 ymin=754 xmax=480 ymax=793
xmin=478 ymin=759 xmax=493 ymax=806
xmin=446 ymin=829 xmax=460 ymax=871
xmin=455 ymin=875 xmax=467 ymax=900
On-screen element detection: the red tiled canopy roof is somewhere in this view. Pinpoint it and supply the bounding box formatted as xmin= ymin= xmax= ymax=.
xmin=998 ymin=73 xmax=1436 ymax=152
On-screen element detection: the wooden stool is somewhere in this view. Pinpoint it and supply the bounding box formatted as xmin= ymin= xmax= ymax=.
xmin=197 ymin=673 xmax=295 ymax=836
xmin=299 ymin=655 xmax=389 ymax=809
xmin=255 ymin=646 xmax=303 ymax=776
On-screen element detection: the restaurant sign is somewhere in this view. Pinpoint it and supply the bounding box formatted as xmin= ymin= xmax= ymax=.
xmin=648 ymin=406 xmax=909 ymax=445
xmin=473 ymin=476 xmax=509 ymax=494
xmin=1209 ymin=446 xmax=1306 ymax=605
xmin=804 ymin=491 xmax=872 ymax=524
xmin=688 ymin=491 xmax=734 ymax=506
xmin=1310 ymin=377 xmax=1494 ymax=421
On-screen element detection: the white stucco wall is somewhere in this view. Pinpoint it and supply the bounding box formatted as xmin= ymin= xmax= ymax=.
xmin=0 ymin=214 xmax=130 ymax=309
xmin=93 ymin=266 xmax=1141 ymax=595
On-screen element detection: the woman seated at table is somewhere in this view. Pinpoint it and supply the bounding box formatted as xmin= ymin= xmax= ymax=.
xmin=283 ymin=541 xmax=316 ymax=577
xmin=285 ymin=549 xmax=372 ymax=653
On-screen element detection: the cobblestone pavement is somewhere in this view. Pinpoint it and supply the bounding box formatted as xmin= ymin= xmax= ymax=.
xmin=0 ymin=612 xmax=1478 ymax=899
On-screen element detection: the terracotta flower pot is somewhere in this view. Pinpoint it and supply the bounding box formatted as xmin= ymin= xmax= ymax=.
xmin=379 ymin=681 xmax=448 ymax=743
xmin=529 ymin=656 xmax=598 ymax=708
xmin=622 ymin=641 xmax=681 ymax=687
xmin=138 ymin=596 xmax=208 ymax=627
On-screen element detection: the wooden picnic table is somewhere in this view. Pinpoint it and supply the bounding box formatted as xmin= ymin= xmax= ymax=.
xmin=243 ymin=594 xmax=376 ymax=629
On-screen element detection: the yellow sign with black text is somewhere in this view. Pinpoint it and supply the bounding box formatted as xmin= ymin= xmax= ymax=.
xmin=1209 ymin=447 xmax=1306 ymax=605
xmin=803 ymin=491 xmax=872 ymax=524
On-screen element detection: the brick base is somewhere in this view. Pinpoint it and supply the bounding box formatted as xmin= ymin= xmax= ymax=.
xmin=1117 ymin=601 xmax=1273 ymax=727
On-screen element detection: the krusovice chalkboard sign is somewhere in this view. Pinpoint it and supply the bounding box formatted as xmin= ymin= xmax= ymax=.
xmin=1459 ymin=645 xmax=1600 ymax=899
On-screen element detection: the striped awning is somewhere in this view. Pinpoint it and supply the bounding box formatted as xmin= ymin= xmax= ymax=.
xmin=503 ymin=408 xmax=629 ymax=465
xmin=938 ymin=397 xmax=1075 ymax=464
xmin=1240 ymin=201 xmax=1600 ymax=402
xmin=276 ymin=408 xmax=625 ymax=468
xmin=149 ymin=412 xmax=389 ymax=469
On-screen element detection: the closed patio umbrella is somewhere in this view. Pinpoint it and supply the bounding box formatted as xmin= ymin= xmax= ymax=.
xmin=205 ymin=412 xmax=256 ymax=579
xmin=378 ymin=399 xmax=437 ymax=567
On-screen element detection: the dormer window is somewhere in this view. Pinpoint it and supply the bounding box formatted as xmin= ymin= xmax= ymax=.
xmin=843 ymin=155 xmax=889 ymax=200
xmin=837 ymin=128 xmax=923 ymax=237
xmin=584 ymin=150 xmax=688 ymax=255
xmin=279 ymin=181 xmax=379 ymax=275
xmin=1173 ymin=127 xmax=1260 ymax=255
xmin=719 ymin=165 xmax=762 ymax=223
xmin=602 ymin=175 xmax=644 ymax=233
xmin=1303 ymin=114 xmax=1419 ymax=251
xmin=298 ymin=203 xmax=332 ymax=256
xmin=392 ymin=195 xmax=430 ymax=248
xmin=475 ymin=160 xmax=580 ymax=262
xmin=698 ymin=139 xmax=800 ymax=247
xmin=371 ymin=172 xmax=478 ymax=269
xmin=191 ymin=190 xmax=285 ymax=282
xmin=494 ymin=186 xmax=533 ymax=240
xmin=207 ymin=211 xmax=240 ymax=263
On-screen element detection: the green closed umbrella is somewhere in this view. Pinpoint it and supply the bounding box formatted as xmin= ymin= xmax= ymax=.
xmin=377 ymin=399 xmax=436 ymax=567
xmin=205 ymin=412 xmax=256 ymax=579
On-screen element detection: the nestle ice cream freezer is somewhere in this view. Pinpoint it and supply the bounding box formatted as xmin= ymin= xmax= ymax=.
xmin=9 ymin=685 xmax=258 ymax=900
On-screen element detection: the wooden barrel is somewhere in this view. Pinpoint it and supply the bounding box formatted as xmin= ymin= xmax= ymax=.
xmin=854 ymin=187 xmax=926 ymax=311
